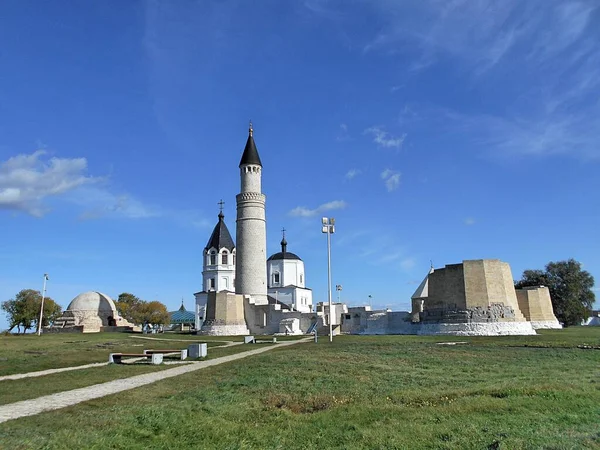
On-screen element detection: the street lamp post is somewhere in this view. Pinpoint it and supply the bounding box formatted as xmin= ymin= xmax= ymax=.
xmin=322 ymin=217 xmax=335 ymax=342
xmin=336 ymin=284 xmax=342 ymax=303
xmin=37 ymin=274 xmax=49 ymax=336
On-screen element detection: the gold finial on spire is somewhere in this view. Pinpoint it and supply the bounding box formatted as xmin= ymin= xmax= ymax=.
xmin=249 ymin=120 xmax=253 ymax=137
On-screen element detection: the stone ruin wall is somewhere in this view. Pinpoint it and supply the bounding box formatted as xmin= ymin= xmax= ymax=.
xmin=201 ymin=291 xmax=249 ymax=336
xmin=421 ymin=260 xmax=526 ymax=324
xmin=515 ymin=286 xmax=561 ymax=329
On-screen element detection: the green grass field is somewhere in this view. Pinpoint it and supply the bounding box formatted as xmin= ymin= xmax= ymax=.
xmin=0 ymin=328 xmax=599 ymax=449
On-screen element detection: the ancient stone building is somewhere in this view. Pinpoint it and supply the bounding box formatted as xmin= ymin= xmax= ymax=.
xmin=515 ymin=286 xmax=562 ymax=329
xmin=51 ymin=291 xmax=134 ymax=333
xmin=413 ymin=259 xmax=536 ymax=335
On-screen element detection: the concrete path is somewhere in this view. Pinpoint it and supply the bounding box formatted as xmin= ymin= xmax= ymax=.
xmin=0 ymin=338 xmax=310 ymax=424
xmin=0 ymin=362 xmax=109 ymax=381
xmin=129 ymin=336 xmax=238 ymax=345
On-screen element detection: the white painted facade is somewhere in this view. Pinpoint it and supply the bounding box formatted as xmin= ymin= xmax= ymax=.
xmin=195 ymin=211 xmax=237 ymax=329
xmin=202 ymin=246 xmax=236 ymax=293
xmin=267 ymin=258 xmax=313 ymax=313
xmin=267 ymin=236 xmax=313 ymax=313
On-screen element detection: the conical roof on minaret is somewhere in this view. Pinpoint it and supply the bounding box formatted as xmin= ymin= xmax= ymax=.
xmin=205 ymin=212 xmax=235 ymax=251
xmin=239 ymin=122 xmax=262 ymax=167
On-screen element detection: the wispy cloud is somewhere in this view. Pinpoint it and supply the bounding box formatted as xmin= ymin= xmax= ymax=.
xmin=381 ymin=169 xmax=401 ymax=192
xmin=336 ymin=123 xmax=352 ymax=142
xmin=354 ymin=230 xmax=416 ymax=271
xmin=73 ymin=188 xmax=160 ymax=220
xmin=464 ymin=217 xmax=476 ymax=226
xmin=345 ymin=168 xmax=361 ymax=180
xmin=359 ymin=1 xmax=597 ymax=73
xmin=0 ymin=150 xmax=101 ymax=217
xmin=289 ymin=200 xmax=347 ymax=217
xmin=0 ymin=150 xmax=190 ymax=222
xmin=364 ymin=126 xmax=406 ymax=149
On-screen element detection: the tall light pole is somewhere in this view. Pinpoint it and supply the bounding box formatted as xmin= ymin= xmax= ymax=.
xmin=336 ymin=284 xmax=342 ymax=303
xmin=368 ymin=294 xmax=372 ymax=309
xmin=322 ymin=217 xmax=335 ymax=342
xmin=37 ymin=274 xmax=49 ymax=336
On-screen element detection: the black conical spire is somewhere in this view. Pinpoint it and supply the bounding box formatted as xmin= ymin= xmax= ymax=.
xmin=205 ymin=209 xmax=235 ymax=251
xmin=239 ymin=121 xmax=262 ymax=167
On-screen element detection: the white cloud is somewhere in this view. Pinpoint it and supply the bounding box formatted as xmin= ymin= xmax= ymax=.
xmin=0 ymin=150 xmax=100 ymax=216
xmin=381 ymin=169 xmax=401 ymax=192
xmin=0 ymin=150 xmax=171 ymax=221
xmin=289 ymin=200 xmax=347 ymax=217
xmin=464 ymin=217 xmax=476 ymax=226
xmin=364 ymin=126 xmax=406 ymax=149
xmin=345 ymin=168 xmax=361 ymax=180
xmin=73 ymin=188 xmax=160 ymax=220
xmin=336 ymin=123 xmax=352 ymax=142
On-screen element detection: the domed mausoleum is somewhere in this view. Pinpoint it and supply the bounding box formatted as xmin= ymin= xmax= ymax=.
xmin=51 ymin=291 xmax=134 ymax=333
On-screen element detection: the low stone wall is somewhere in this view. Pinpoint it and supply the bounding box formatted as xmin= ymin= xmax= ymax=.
xmin=420 ymin=304 xmax=519 ymax=323
xmin=200 ymin=322 xmax=250 ymax=336
xmin=43 ymin=326 xmax=85 ymax=334
xmin=100 ymin=326 xmax=136 ymax=333
xmin=530 ymin=320 xmax=562 ymax=329
xmin=417 ymin=321 xmax=536 ymax=336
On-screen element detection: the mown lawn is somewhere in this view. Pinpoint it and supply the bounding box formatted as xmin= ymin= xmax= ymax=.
xmin=0 ymin=328 xmax=598 ymax=449
xmin=0 ymin=332 xmax=243 ymax=376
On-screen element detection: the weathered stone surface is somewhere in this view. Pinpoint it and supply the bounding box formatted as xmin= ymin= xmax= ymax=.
xmin=516 ymin=286 xmax=561 ymax=328
xmin=417 ymin=321 xmax=536 ymax=336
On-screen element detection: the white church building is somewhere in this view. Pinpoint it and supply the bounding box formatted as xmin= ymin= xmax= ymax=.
xmin=267 ymin=233 xmax=313 ymax=313
xmin=194 ymin=123 xmax=313 ymax=332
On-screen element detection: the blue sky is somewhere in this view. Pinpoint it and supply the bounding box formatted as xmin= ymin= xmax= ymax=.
xmin=1 ymin=0 xmax=599 ymax=329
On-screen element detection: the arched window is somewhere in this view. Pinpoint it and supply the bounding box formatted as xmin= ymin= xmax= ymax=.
xmin=210 ymin=250 xmax=216 ymax=265
xmin=273 ymin=272 xmax=280 ymax=285
xmin=222 ymin=250 xmax=228 ymax=265
xmin=300 ymin=274 xmax=304 ymax=284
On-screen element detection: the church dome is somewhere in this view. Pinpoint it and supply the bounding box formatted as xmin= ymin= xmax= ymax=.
xmin=67 ymin=291 xmax=117 ymax=313
xmin=267 ymin=251 xmax=302 ymax=261
xmin=267 ymin=233 xmax=302 ymax=261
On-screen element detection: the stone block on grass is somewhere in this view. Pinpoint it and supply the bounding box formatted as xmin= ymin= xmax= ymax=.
xmin=188 ymin=343 xmax=207 ymax=358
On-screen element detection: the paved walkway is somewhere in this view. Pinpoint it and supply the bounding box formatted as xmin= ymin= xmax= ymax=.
xmin=0 ymin=338 xmax=310 ymax=424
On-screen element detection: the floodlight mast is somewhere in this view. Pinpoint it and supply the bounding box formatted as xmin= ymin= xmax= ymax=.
xmin=37 ymin=274 xmax=49 ymax=336
xmin=336 ymin=284 xmax=342 ymax=303
xmin=322 ymin=217 xmax=335 ymax=342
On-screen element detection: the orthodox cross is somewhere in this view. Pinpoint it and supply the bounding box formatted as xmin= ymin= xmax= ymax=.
xmin=218 ymin=199 xmax=225 ymax=213
xmin=281 ymin=227 xmax=286 ymax=239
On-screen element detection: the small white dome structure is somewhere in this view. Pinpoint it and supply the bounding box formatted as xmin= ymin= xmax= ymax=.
xmin=52 ymin=291 xmax=133 ymax=333
xmin=67 ymin=291 xmax=118 ymax=315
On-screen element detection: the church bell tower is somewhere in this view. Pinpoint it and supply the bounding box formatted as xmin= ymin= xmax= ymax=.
xmin=235 ymin=122 xmax=268 ymax=305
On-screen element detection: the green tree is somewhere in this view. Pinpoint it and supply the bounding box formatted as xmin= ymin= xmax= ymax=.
xmin=137 ymin=301 xmax=170 ymax=327
xmin=515 ymin=259 xmax=595 ymax=326
xmin=1 ymin=289 xmax=62 ymax=333
xmin=114 ymin=293 xmax=170 ymax=327
xmin=115 ymin=292 xmax=142 ymax=323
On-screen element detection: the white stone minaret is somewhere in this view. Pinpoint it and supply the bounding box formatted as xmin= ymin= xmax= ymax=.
xmin=235 ymin=122 xmax=268 ymax=305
